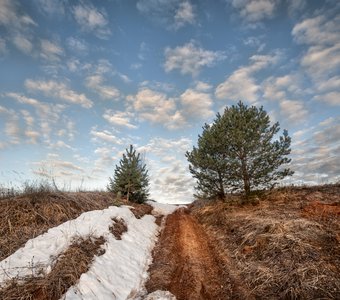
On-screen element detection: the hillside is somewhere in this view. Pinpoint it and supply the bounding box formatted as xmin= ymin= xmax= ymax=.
xmin=189 ymin=184 xmax=340 ymax=299
xmin=0 ymin=185 xmax=339 ymax=299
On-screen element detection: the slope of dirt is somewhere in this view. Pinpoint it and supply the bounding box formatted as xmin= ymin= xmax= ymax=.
xmin=146 ymin=208 xmax=249 ymax=300
xmin=191 ymin=185 xmax=340 ymax=299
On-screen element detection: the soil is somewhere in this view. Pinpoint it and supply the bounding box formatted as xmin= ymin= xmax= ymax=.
xmin=145 ymin=208 xmax=249 ymax=300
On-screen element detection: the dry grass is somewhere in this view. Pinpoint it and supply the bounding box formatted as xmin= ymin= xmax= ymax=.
xmin=110 ymin=217 xmax=128 ymax=239
xmin=0 ymin=236 xmax=105 ymax=300
xmin=0 ymin=191 xmax=121 ymax=261
xmin=191 ymin=184 xmax=340 ymax=299
xmin=129 ymin=203 xmax=153 ymax=219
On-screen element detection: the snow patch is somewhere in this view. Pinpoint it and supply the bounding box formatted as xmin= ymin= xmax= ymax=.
xmin=0 ymin=205 xmax=159 ymax=300
xmin=144 ymin=290 xmax=177 ymax=299
xmin=63 ymin=214 xmax=158 ymax=299
xmin=147 ymin=201 xmax=185 ymax=216
xmin=0 ymin=202 xmax=183 ymax=299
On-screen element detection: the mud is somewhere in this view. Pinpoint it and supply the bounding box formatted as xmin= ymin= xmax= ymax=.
xmin=145 ymin=209 xmax=247 ymax=300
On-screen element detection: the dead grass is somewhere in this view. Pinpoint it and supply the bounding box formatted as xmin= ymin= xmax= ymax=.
xmin=0 ymin=191 xmax=121 ymax=261
xmin=129 ymin=203 xmax=153 ymax=219
xmin=191 ymin=184 xmax=340 ymax=299
xmin=110 ymin=217 xmax=128 ymax=239
xmin=0 ymin=236 xmax=105 ymax=300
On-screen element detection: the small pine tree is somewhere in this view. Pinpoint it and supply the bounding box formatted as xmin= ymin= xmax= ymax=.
xmin=186 ymin=101 xmax=294 ymax=198
xmin=108 ymin=145 xmax=149 ymax=203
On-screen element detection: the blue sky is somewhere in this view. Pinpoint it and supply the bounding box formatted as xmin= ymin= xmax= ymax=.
xmin=0 ymin=0 xmax=339 ymax=203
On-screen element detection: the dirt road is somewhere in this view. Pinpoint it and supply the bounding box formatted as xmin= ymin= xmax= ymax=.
xmin=145 ymin=209 xmax=248 ymax=300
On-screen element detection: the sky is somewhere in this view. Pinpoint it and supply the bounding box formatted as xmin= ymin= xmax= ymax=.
xmin=0 ymin=0 xmax=339 ymax=203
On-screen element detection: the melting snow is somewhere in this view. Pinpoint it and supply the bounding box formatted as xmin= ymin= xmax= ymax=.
xmin=0 ymin=202 xmax=179 ymax=299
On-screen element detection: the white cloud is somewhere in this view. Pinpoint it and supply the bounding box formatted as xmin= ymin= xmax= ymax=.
xmin=314 ymin=91 xmax=340 ymax=106
xmin=292 ymin=14 xmax=340 ymax=78
xmin=32 ymin=154 xmax=85 ymax=182
xmin=292 ymin=15 xmax=339 ymax=46
xmin=90 ymin=129 xmax=122 ymax=145
xmin=4 ymin=92 xmax=74 ymax=146
xmin=262 ymin=73 xmax=303 ymax=101
xmin=173 ymin=1 xmax=195 ymax=29
xmin=35 ymin=0 xmax=65 ymax=15
xmin=94 ymin=147 xmax=117 ymax=168
xmin=137 ymin=137 xmax=195 ymax=203
xmin=138 ymin=137 xmax=192 ymax=159
xmin=49 ymin=140 xmax=74 ymax=150
xmin=0 ymin=105 xmax=10 ymax=114
xmin=85 ymin=74 xmax=120 ymax=100
xmin=0 ymin=0 xmax=36 ymax=30
xmin=103 ymin=110 xmax=137 ymax=129
xmin=300 ymin=44 xmax=340 ymax=78
xmin=290 ymin=119 xmax=340 ymax=182
xmin=228 ymin=0 xmax=279 ymax=23
xmin=127 ymin=88 xmax=186 ymax=130
xmin=73 ymin=3 xmax=111 ymax=38
xmin=243 ymin=36 xmax=266 ymax=52
xmin=292 ymin=13 xmax=340 ymax=107
xmin=195 ymin=81 xmax=212 ymax=92
xmin=40 ymin=39 xmax=64 ymax=61
xmin=279 ymin=99 xmax=308 ymax=123
xmin=287 ymin=0 xmax=306 ymax=17
xmin=5 ymin=116 xmax=20 ymax=144
xmin=215 ymin=53 xmax=279 ymax=102
xmin=25 ymin=79 xmax=93 ymax=108
xmin=66 ymin=37 xmax=88 ymax=53
xmin=180 ymin=89 xmax=214 ymax=119
xmin=21 ymin=110 xmax=35 ymax=127
xmin=25 ymin=130 xmax=39 ymax=144
xmin=164 ymin=41 xmax=226 ymax=76
xmin=0 ymin=0 xmax=37 ymax=56
xmin=137 ymin=0 xmax=196 ymax=31
xmin=13 ymin=35 xmax=33 ymax=54
xmin=139 ymin=80 xmax=175 ymax=92
xmin=317 ymin=76 xmax=340 ymax=92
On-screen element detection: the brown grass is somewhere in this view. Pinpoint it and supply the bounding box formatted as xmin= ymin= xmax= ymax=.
xmin=0 ymin=236 xmax=106 ymax=300
xmin=110 ymin=217 xmax=128 ymax=239
xmin=129 ymin=203 xmax=153 ymax=219
xmin=0 ymin=191 xmax=121 ymax=261
xmin=191 ymin=184 xmax=340 ymax=299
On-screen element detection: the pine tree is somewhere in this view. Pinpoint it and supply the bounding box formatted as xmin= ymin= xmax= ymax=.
xmin=186 ymin=101 xmax=294 ymax=198
xmin=108 ymin=145 xmax=149 ymax=203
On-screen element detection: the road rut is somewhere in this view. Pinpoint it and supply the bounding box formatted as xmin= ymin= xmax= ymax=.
xmin=145 ymin=209 xmax=247 ymax=300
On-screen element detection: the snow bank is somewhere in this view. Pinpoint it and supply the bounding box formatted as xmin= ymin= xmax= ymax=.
xmin=0 ymin=206 xmax=158 ymax=297
xmin=63 ymin=213 xmax=157 ymax=299
xmin=0 ymin=201 xmax=182 ymax=299
xmin=144 ymin=290 xmax=176 ymax=300
xmin=147 ymin=201 xmax=185 ymax=216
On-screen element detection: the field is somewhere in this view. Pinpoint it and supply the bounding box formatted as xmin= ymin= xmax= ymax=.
xmin=191 ymin=184 xmax=340 ymax=299
xmin=0 ymin=184 xmax=339 ymax=299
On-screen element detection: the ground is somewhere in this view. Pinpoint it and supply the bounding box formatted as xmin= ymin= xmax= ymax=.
xmin=0 ymin=185 xmax=339 ymax=299
xmin=145 ymin=208 xmax=248 ymax=299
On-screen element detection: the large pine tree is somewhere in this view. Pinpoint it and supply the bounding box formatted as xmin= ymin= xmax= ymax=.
xmin=108 ymin=145 xmax=149 ymax=203
xmin=186 ymin=101 xmax=293 ymax=198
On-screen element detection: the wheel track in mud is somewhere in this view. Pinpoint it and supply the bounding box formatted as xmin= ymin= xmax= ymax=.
xmin=145 ymin=208 xmax=249 ymax=300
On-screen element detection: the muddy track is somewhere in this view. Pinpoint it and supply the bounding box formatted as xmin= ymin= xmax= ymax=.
xmin=146 ymin=209 xmax=248 ymax=300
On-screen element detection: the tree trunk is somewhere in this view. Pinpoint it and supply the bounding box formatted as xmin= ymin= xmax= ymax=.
xmin=241 ymin=158 xmax=250 ymax=196
xmin=217 ymin=171 xmax=225 ymax=200
xmin=127 ymin=182 xmax=130 ymax=202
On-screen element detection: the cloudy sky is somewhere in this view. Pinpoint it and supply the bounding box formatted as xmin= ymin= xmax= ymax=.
xmin=0 ymin=0 xmax=339 ymax=203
